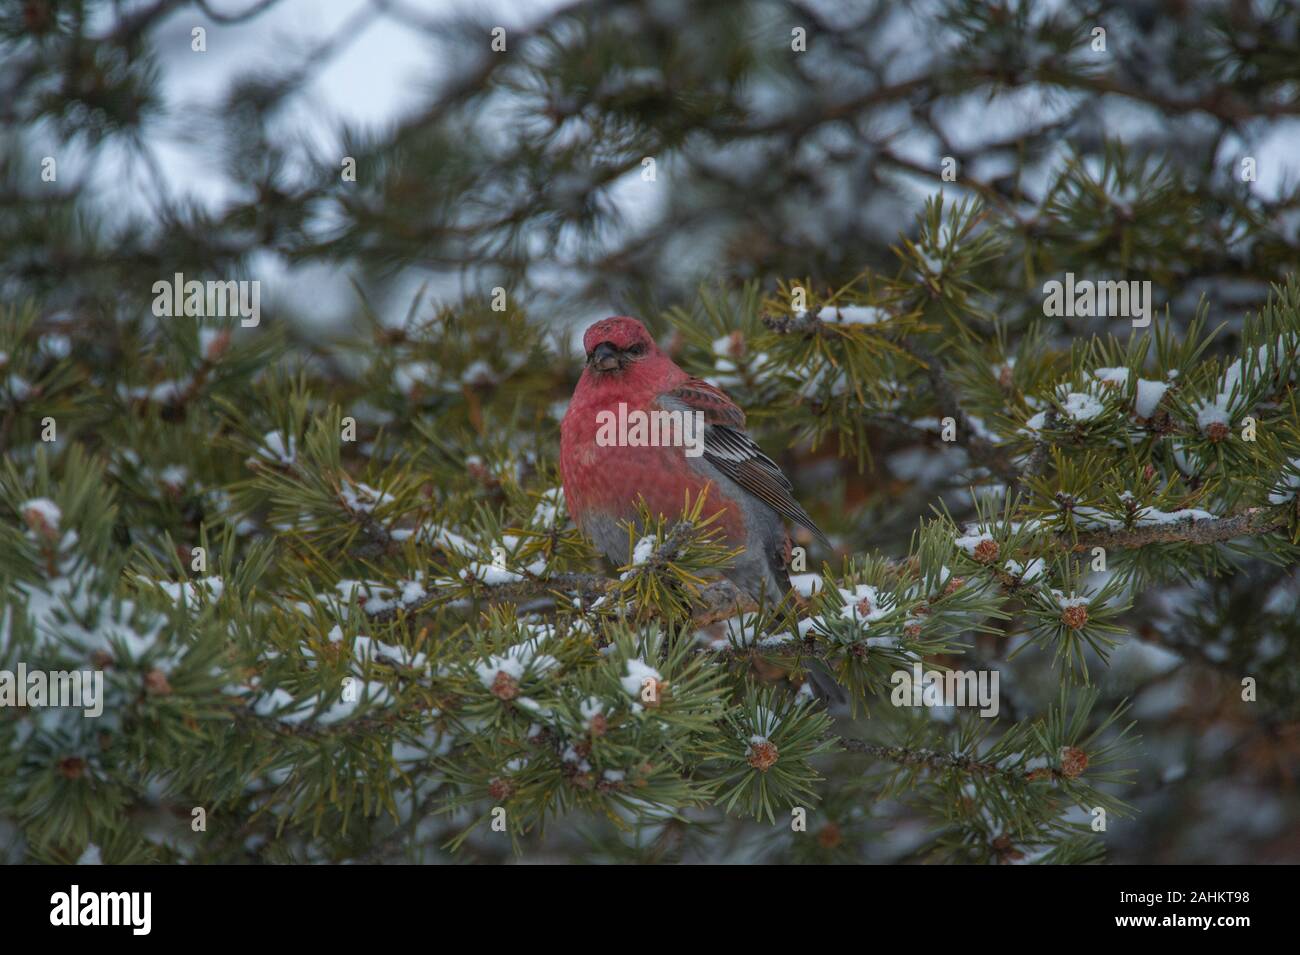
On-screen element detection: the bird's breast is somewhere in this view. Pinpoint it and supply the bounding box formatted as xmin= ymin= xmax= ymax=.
xmin=561 ymin=405 xmax=745 ymax=545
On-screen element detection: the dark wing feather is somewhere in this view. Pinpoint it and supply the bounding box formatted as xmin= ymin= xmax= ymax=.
xmin=664 ymin=379 xmax=831 ymax=548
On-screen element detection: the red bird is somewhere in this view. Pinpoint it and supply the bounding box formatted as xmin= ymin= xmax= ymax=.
xmin=560 ymin=316 xmax=829 ymax=604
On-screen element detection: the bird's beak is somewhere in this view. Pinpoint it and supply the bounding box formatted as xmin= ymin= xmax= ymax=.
xmin=590 ymin=341 xmax=621 ymax=372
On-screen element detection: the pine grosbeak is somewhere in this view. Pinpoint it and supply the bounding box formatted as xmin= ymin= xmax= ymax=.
xmin=560 ymin=316 xmax=829 ymax=604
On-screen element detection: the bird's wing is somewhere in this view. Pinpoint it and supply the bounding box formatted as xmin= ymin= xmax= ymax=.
xmin=662 ymin=378 xmax=831 ymax=548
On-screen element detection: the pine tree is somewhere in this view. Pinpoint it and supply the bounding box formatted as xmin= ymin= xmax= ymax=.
xmin=2 ymin=0 xmax=1299 ymax=864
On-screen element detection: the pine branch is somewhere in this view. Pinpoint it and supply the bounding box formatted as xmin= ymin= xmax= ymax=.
xmin=1067 ymin=506 xmax=1290 ymax=551
xmin=761 ymin=311 xmax=1021 ymax=482
xmin=450 ymin=566 xmax=748 ymax=620
xmin=904 ymin=341 xmax=1023 ymax=484
xmin=466 ymin=571 xmax=611 ymax=603
xmin=835 ymin=736 xmax=1040 ymax=783
xmin=686 ymin=579 xmax=758 ymax=626
xmin=1017 ymin=408 xmax=1058 ymax=493
xmin=194 ymin=0 xmax=287 ymax=25
xmin=455 ymin=513 xmax=752 ymax=622
xmin=761 ymin=309 xmax=829 ymax=335
xmin=1033 ymin=66 xmax=1300 ymax=122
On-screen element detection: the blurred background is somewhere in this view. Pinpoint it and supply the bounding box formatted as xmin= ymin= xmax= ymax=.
xmin=3 ymin=0 xmax=1300 ymax=862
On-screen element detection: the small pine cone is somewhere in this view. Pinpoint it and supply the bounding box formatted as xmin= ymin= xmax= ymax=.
xmin=488 ymin=777 xmax=514 ymax=801
xmin=855 ymin=596 xmax=873 ymax=617
xmin=747 ymin=738 xmax=779 ymax=772
xmin=817 ymin=822 xmax=843 ymax=850
xmin=1205 ymin=421 xmax=1230 ymax=443
xmin=490 ymin=671 xmax=519 ymax=701
xmin=21 ymin=505 xmax=59 ymax=544
xmin=317 ymin=641 xmax=346 ymax=666
xmin=943 ymin=576 xmax=966 ymax=596
xmin=972 ymin=539 xmax=999 ymax=564
xmin=991 ymin=833 xmax=1025 ymax=862
xmin=997 ymin=364 xmax=1014 ymax=390
xmin=59 ymin=757 xmax=86 ymax=780
xmin=1060 ymin=746 xmax=1089 ymax=779
xmin=724 ymin=329 xmax=746 ymax=358
xmin=144 ymin=669 xmax=173 ymax=696
xmin=904 ymin=620 xmax=923 ymax=638
xmin=588 ymin=713 xmax=607 ymax=737
xmin=204 ymin=329 xmax=232 ymax=361
xmin=1061 ymin=604 xmax=1088 ymax=630
xmin=642 ymin=679 xmax=666 ymax=707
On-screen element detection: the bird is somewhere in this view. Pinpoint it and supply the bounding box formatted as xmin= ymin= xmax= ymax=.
xmin=560 ymin=315 xmax=830 ymax=606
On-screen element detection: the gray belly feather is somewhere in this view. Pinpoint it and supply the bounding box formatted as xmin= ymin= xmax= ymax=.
xmin=583 ymin=454 xmax=792 ymax=605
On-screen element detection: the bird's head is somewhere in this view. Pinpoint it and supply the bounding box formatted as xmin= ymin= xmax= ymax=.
xmin=582 ymin=316 xmax=657 ymax=375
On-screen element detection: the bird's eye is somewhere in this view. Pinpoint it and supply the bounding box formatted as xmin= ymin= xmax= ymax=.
xmin=626 ymin=343 xmax=646 ymax=356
